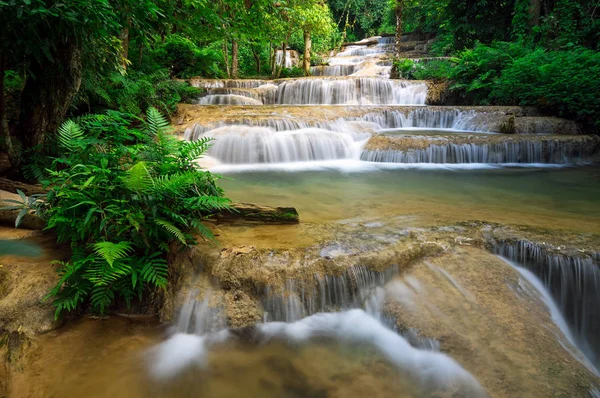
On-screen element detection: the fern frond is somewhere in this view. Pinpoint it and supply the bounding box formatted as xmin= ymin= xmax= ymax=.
xmin=92 ymin=241 xmax=134 ymax=266
xmin=185 ymin=195 xmax=231 ymax=212
xmin=152 ymin=172 xmax=196 ymax=195
xmin=90 ymin=285 xmax=115 ymax=314
xmin=180 ymin=137 xmax=213 ymax=161
xmin=123 ymin=162 xmax=153 ymax=193
xmin=58 ymin=120 xmax=85 ymax=151
xmin=140 ymin=255 xmax=168 ymax=288
xmin=146 ymin=107 xmax=171 ymax=136
xmin=155 ymin=219 xmax=187 ymax=244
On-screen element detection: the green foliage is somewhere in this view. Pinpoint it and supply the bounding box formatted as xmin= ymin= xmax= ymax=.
xmin=41 ymin=107 xmax=229 ymax=317
xmin=448 ymin=42 xmax=529 ymax=104
xmin=279 ymin=66 xmax=306 ymax=78
xmin=328 ymin=0 xmax=393 ymax=38
xmin=150 ymin=35 xmax=225 ymax=79
xmin=74 ymin=69 xmax=201 ymax=117
xmin=492 ymin=48 xmax=600 ymax=128
xmin=395 ymin=58 xmax=454 ymax=81
xmin=412 ymin=59 xmax=454 ymax=81
xmin=394 ymin=59 xmax=417 ymax=78
xmin=0 ymin=189 xmax=45 ymax=228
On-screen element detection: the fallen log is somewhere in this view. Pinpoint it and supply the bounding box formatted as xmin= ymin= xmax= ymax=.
xmin=0 ymin=178 xmax=46 ymax=196
xmin=0 ymin=192 xmax=299 ymax=229
xmin=212 ymin=203 xmax=299 ymax=224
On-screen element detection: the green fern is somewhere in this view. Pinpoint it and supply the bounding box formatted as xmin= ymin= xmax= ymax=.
xmin=44 ymin=107 xmax=227 ymax=317
xmin=123 ymin=162 xmax=153 ymax=192
xmin=58 ymin=120 xmax=85 ymax=151
xmin=180 ymin=137 xmax=213 ymax=162
xmin=155 ymin=219 xmax=187 ymax=244
xmin=92 ymin=241 xmax=134 ymax=266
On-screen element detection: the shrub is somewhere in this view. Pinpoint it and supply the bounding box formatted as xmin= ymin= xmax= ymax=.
xmin=412 ymin=59 xmax=454 ymax=81
xmin=36 ymin=108 xmax=229 ymax=317
xmin=279 ymin=66 xmax=306 ymax=78
xmin=492 ymin=48 xmax=600 ymax=128
xmin=74 ymin=69 xmax=201 ymax=117
xmin=393 ymin=58 xmax=454 ymax=82
xmin=150 ymin=35 xmax=225 ymax=78
xmin=394 ymin=59 xmax=417 ymax=78
xmin=448 ymin=41 xmax=529 ymax=104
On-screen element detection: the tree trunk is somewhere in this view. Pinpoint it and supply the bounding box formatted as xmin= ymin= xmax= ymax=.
xmin=0 ymin=54 xmax=14 ymax=163
xmin=251 ymin=45 xmax=261 ymax=75
xmin=231 ymin=39 xmax=239 ymax=79
xmin=18 ymin=40 xmax=82 ymax=152
xmin=529 ymin=0 xmax=541 ymax=26
xmin=270 ymin=42 xmax=276 ymax=78
xmin=303 ymin=30 xmax=312 ymax=76
xmin=120 ymin=19 xmax=131 ymax=70
xmin=222 ymin=39 xmax=231 ymax=78
xmin=394 ymin=0 xmax=404 ymax=59
xmin=138 ymin=45 xmax=144 ymax=68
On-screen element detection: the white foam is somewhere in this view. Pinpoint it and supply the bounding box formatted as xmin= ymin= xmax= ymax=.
xmin=258 ymin=309 xmax=486 ymax=395
xmin=209 ymin=160 xmax=569 ymax=174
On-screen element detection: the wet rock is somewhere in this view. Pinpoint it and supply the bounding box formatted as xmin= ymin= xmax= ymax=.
xmin=0 ymin=233 xmax=63 ymax=336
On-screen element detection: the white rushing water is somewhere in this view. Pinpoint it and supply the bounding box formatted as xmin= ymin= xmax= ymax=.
xmin=149 ymin=263 xmax=486 ymax=396
xmin=493 ymin=241 xmax=600 ymax=373
xmin=498 ymin=256 xmax=600 ymax=376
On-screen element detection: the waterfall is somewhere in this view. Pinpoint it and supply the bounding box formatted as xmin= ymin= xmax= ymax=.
xmin=310 ymin=64 xmax=358 ymax=77
xmin=275 ymin=50 xmax=295 ymax=68
xmin=262 ymin=264 xmax=400 ymax=322
xmin=491 ymin=240 xmax=600 ymax=372
xmin=150 ymin=262 xmax=485 ymax=396
xmin=196 ymin=94 xmax=263 ymax=105
xmin=360 ymin=109 xmax=483 ymax=130
xmin=273 ymin=78 xmax=427 ymax=105
xmin=361 ymin=140 xmax=595 ymax=164
xmin=201 ymin=125 xmax=365 ymax=163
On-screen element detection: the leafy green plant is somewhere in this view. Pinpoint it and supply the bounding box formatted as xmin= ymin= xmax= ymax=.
xmin=412 ymin=59 xmax=454 ymax=81
xmin=41 ymin=107 xmax=229 ymax=317
xmin=74 ymin=69 xmax=201 ymax=117
xmin=492 ymin=48 xmax=600 ymax=128
xmin=394 ymin=59 xmax=417 ymax=79
xmin=448 ymin=41 xmax=529 ymax=104
xmin=0 ymin=189 xmax=46 ymax=228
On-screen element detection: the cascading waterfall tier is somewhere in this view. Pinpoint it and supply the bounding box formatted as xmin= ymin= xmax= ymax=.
xmin=193 ymin=77 xmax=428 ymax=105
xmin=262 ymin=264 xmax=400 ymax=323
xmin=273 ymin=78 xmax=427 ymax=105
xmin=200 ymin=125 xmax=365 ymax=164
xmin=490 ymin=239 xmax=600 ymax=372
xmin=150 ymin=260 xmax=486 ymax=396
xmin=361 ymin=135 xmax=600 ymax=164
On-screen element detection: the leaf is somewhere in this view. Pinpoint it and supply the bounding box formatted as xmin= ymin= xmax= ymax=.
xmin=57 ymin=120 xmax=85 ymax=151
xmin=17 ymin=189 xmax=27 ymax=203
xmin=123 ymin=162 xmax=152 ymax=192
xmin=92 ymin=241 xmax=134 ymax=267
xmin=155 ymin=219 xmax=187 ymax=244
xmin=15 ymin=208 xmax=28 ymax=228
xmin=82 ymin=176 xmax=95 ymax=188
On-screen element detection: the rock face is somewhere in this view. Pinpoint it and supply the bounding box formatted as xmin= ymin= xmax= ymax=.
xmin=0 ymin=231 xmax=63 ymax=336
xmin=154 ymin=220 xmax=600 ymax=397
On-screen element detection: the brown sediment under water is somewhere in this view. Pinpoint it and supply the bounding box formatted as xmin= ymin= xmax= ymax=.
xmin=218 ymin=165 xmax=600 ymax=233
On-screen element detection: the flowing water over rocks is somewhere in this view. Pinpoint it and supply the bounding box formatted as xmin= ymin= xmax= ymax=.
xmin=3 ymin=35 xmax=600 ymax=398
